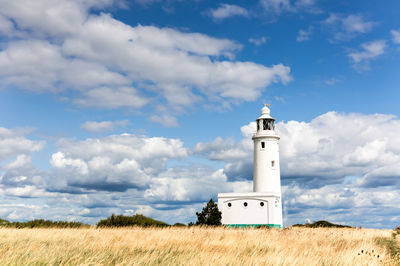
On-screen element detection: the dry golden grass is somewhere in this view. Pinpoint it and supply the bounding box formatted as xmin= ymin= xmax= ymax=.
xmin=0 ymin=226 xmax=396 ymax=265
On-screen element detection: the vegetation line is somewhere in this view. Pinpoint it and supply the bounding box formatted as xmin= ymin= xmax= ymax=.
xmin=376 ymin=228 xmax=400 ymax=264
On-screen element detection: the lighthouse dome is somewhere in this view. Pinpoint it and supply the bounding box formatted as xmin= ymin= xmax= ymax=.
xmin=258 ymin=105 xmax=274 ymax=120
xmin=261 ymin=105 xmax=270 ymax=115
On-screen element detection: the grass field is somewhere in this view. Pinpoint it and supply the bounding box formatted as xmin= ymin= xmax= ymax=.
xmin=0 ymin=226 xmax=398 ymax=265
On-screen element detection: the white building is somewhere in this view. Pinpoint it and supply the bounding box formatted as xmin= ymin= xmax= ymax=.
xmin=218 ymin=105 xmax=283 ymax=228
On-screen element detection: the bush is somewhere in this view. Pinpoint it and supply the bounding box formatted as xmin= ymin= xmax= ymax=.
xmin=97 ymin=214 xmax=169 ymax=227
xmin=173 ymin=223 xmax=186 ymax=227
xmin=292 ymin=220 xmax=351 ymax=228
xmin=195 ymin=199 xmax=222 ymax=226
xmin=395 ymin=226 xmax=400 ymax=234
xmin=0 ymin=218 xmax=10 ymax=226
xmin=0 ymin=218 xmax=87 ymax=228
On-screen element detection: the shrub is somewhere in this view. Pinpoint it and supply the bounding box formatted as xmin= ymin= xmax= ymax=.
xmin=0 ymin=218 xmax=10 ymax=226
xmin=0 ymin=218 xmax=87 ymax=228
xmin=395 ymin=226 xmax=400 ymax=234
xmin=173 ymin=223 xmax=186 ymax=227
xmin=97 ymin=214 xmax=169 ymax=227
xmin=292 ymin=220 xmax=352 ymax=228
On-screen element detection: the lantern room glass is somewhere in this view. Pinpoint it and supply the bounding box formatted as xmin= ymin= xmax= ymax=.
xmin=262 ymin=119 xmax=275 ymax=130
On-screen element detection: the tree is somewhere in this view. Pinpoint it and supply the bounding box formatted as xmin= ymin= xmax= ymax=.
xmin=196 ymin=199 xmax=222 ymax=226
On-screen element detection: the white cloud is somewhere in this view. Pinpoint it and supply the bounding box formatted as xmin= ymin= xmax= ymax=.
xmin=348 ymin=40 xmax=386 ymax=71
xmin=0 ymin=14 xmax=14 ymax=35
xmin=0 ymin=40 xmax=129 ymax=93
xmin=323 ymin=13 xmax=376 ymax=41
xmin=50 ymin=152 xmax=89 ymax=175
xmin=47 ymin=134 xmax=188 ymax=192
xmin=260 ymin=0 xmax=293 ymax=14
xmin=0 ymin=127 xmax=46 ymax=197
xmin=81 ymin=120 xmax=128 ymax=133
xmin=4 ymin=185 xmax=54 ymax=198
xmin=0 ymin=127 xmax=44 ymax=161
xmin=324 ymin=77 xmax=340 ymax=85
xmin=259 ymin=0 xmax=320 ymax=15
xmin=274 ymin=96 xmax=285 ymax=103
xmin=0 ymin=0 xmax=116 ymax=38
xmin=248 ymin=37 xmax=267 ymax=46
xmin=391 ymin=29 xmax=400 ymax=44
xmin=296 ymin=26 xmax=313 ymax=42
xmin=4 ymin=154 xmax=31 ymax=169
xmin=73 ymin=87 xmax=149 ymax=109
xmin=209 ymin=4 xmax=249 ymax=20
xmin=149 ymin=114 xmax=179 ymax=128
xmin=0 ymin=3 xmax=291 ymax=123
xmin=283 ymin=184 xmax=400 ymax=227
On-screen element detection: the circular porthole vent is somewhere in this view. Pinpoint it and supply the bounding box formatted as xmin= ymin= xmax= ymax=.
xmin=227 ymin=202 xmax=232 ymax=207
xmin=243 ymin=202 xmax=248 ymax=207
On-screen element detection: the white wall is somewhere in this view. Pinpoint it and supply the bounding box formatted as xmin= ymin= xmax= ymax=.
xmin=253 ymin=137 xmax=281 ymax=194
xmin=218 ymin=193 xmax=282 ymax=226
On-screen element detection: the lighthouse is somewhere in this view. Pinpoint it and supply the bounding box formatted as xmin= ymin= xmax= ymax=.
xmin=218 ymin=105 xmax=283 ymax=228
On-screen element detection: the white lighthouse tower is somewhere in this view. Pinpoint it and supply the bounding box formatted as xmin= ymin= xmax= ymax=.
xmin=218 ymin=105 xmax=283 ymax=228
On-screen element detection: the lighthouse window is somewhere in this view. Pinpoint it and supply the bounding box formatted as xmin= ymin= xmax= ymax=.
xmin=271 ymin=160 xmax=275 ymax=167
xmin=228 ymin=202 xmax=232 ymax=207
xmin=261 ymin=142 xmax=265 ymax=149
xmin=263 ymin=119 xmax=268 ymax=130
xmin=243 ymin=202 xmax=248 ymax=207
xmin=260 ymin=202 xmax=264 ymax=207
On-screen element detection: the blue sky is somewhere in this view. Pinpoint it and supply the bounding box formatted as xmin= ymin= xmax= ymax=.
xmin=0 ymin=0 xmax=400 ymax=228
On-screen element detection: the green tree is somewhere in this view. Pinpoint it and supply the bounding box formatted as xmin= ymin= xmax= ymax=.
xmin=196 ymin=199 xmax=222 ymax=226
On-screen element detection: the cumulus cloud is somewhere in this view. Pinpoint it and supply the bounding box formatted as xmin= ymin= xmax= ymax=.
xmin=0 ymin=127 xmax=46 ymax=200
xmin=0 ymin=125 xmax=251 ymax=224
xmin=81 ymin=120 xmax=129 ymax=133
xmin=145 ymin=167 xmax=251 ymax=203
xmin=209 ymin=4 xmax=249 ymax=20
xmin=0 ymin=0 xmax=118 ymax=38
xmin=283 ymin=184 xmax=400 ymax=228
xmin=391 ymin=29 xmax=400 ymax=44
xmin=348 ymin=40 xmax=386 ymax=71
xmin=47 ymin=134 xmax=188 ymax=192
xmin=0 ymin=127 xmax=44 ymax=161
xmin=38 ymin=132 xmax=251 ymax=223
xmin=0 ymin=1 xmax=291 ymax=123
xmin=296 ymin=26 xmax=313 ymax=42
xmin=323 ymin=13 xmax=376 ymax=41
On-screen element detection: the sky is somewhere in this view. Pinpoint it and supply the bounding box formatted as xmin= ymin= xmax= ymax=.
xmin=0 ymin=0 xmax=399 ymax=228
